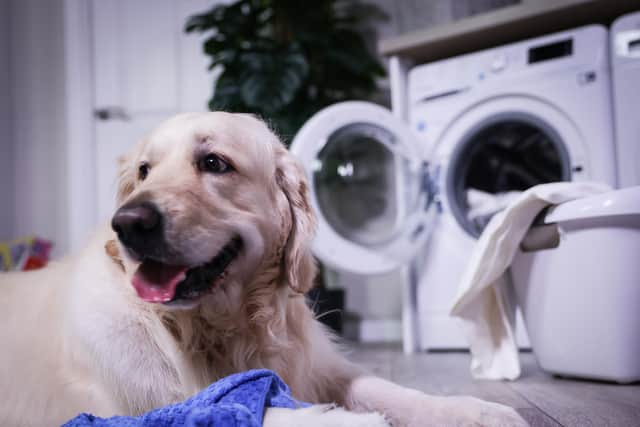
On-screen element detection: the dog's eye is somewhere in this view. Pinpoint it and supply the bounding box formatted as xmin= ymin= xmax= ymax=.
xmin=138 ymin=163 xmax=149 ymax=181
xmin=199 ymin=154 xmax=233 ymax=174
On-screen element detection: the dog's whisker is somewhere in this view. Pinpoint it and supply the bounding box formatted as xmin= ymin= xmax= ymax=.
xmin=314 ymin=308 xmax=342 ymax=322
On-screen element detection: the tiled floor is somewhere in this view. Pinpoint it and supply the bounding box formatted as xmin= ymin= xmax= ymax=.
xmin=348 ymin=344 xmax=640 ymax=427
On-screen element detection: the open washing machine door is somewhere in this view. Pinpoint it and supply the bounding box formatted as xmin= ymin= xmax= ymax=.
xmin=291 ymin=101 xmax=436 ymax=275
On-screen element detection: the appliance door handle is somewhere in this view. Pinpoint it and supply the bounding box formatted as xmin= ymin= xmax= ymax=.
xmin=94 ymin=106 xmax=131 ymax=121
xmin=520 ymin=223 xmax=560 ymax=252
xmin=615 ymin=30 xmax=640 ymax=58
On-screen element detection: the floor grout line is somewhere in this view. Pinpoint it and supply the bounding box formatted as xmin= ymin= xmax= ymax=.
xmin=507 ymin=383 xmax=565 ymax=427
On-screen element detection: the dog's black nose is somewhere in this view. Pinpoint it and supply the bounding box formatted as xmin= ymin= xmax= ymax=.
xmin=111 ymin=202 xmax=162 ymax=256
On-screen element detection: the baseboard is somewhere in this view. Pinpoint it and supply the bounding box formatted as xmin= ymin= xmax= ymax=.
xmin=344 ymin=317 xmax=402 ymax=343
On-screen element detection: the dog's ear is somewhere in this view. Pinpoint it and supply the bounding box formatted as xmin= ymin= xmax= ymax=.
xmin=276 ymin=148 xmax=317 ymax=294
xmin=116 ymin=153 xmax=136 ymax=204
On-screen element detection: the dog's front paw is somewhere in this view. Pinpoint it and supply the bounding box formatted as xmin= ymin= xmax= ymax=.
xmin=264 ymin=405 xmax=390 ymax=427
xmin=453 ymin=396 xmax=528 ymax=427
xmin=416 ymin=396 xmax=528 ymax=427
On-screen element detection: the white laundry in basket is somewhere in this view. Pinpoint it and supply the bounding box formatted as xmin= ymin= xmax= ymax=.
xmin=450 ymin=182 xmax=610 ymax=380
xmin=466 ymin=189 xmax=522 ymax=233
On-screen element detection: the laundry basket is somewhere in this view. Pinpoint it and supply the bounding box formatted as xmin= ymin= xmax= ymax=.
xmin=511 ymin=186 xmax=640 ymax=383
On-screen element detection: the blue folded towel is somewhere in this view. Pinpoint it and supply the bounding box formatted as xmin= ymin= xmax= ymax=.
xmin=64 ymin=369 xmax=309 ymax=427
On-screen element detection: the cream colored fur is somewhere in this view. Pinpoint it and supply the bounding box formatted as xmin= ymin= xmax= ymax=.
xmin=0 ymin=113 xmax=527 ymax=427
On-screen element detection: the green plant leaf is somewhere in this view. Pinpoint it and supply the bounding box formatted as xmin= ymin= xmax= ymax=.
xmin=325 ymin=30 xmax=385 ymax=76
xmin=184 ymin=4 xmax=227 ymax=33
xmin=186 ymin=0 xmax=387 ymax=144
xmin=239 ymin=49 xmax=309 ymax=113
xmin=209 ymin=71 xmax=244 ymax=110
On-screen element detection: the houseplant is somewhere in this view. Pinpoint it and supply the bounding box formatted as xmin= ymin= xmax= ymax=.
xmin=185 ymin=0 xmax=387 ymax=145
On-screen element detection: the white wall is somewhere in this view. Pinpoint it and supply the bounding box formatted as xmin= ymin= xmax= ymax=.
xmin=7 ymin=0 xmax=68 ymax=255
xmin=0 ymin=1 xmax=15 ymax=241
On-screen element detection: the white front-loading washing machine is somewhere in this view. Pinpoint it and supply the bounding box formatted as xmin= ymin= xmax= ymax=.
xmin=611 ymin=11 xmax=640 ymax=187
xmin=290 ymin=25 xmax=617 ymax=350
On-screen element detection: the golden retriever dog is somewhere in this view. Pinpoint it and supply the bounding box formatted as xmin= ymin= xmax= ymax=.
xmin=0 ymin=112 xmax=527 ymax=427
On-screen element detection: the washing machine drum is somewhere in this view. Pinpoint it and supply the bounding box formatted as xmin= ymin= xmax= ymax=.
xmin=290 ymin=102 xmax=571 ymax=274
xmin=447 ymin=117 xmax=571 ymax=237
xmin=313 ymin=122 xmax=418 ymax=247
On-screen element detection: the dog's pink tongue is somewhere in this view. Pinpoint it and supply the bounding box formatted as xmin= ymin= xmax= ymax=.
xmin=132 ymin=260 xmax=187 ymax=303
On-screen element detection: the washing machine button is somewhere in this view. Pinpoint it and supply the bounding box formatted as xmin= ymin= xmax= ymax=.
xmin=491 ymin=54 xmax=508 ymax=73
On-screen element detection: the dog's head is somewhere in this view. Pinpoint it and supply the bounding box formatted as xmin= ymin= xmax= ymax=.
xmin=110 ymin=112 xmax=316 ymax=309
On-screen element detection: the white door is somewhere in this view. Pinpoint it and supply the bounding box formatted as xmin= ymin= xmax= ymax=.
xmin=290 ymin=102 xmax=436 ymax=275
xmin=92 ymin=0 xmax=224 ymax=222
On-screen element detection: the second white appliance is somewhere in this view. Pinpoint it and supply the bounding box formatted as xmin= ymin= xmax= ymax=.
xmin=611 ymin=11 xmax=640 ymax=188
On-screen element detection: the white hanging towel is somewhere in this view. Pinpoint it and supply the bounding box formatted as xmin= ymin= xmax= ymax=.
xmin=450 ymin=181 xmax=611 ymax=380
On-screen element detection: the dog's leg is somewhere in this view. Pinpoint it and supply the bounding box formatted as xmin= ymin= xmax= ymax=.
xmin=344 ymin=375 xmax=528 ymax=427
xmin=289 ymin=304 xmax=526 ymax=426
xmin=263 ymin=405 xmax=389 ymax=427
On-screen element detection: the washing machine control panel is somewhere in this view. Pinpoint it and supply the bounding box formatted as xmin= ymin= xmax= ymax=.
xmin=407 ymin=25 xmax=608 ymax=106
xmin=490 ymin=54 xmax=508 ymax=73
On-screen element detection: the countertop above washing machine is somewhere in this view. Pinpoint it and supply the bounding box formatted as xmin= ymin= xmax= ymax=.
xmin=379 ymin=0 xmax=639 ymax=63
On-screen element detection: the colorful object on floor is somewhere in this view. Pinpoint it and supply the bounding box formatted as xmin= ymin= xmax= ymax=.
xmin=0 ymin=237 xmax=53 ymax=271
xmin=63 ymin=369 xmax=308 ymax=427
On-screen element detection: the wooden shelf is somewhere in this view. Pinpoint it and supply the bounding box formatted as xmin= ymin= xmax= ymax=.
xmin=379 ymin=0 xmax=639 ymax=62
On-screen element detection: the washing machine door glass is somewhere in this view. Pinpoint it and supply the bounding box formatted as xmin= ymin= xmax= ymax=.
xmin=291 ymin=102 xmax=435 ymax=275
xmin=314 ymin=123 xmax=417 ymax=247
xmin=447 ymin=116 xmax=571 ymax=237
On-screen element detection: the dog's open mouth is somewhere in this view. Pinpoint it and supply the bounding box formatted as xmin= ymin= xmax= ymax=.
xmin=130 ymin=237 xmax=242 ymax=304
